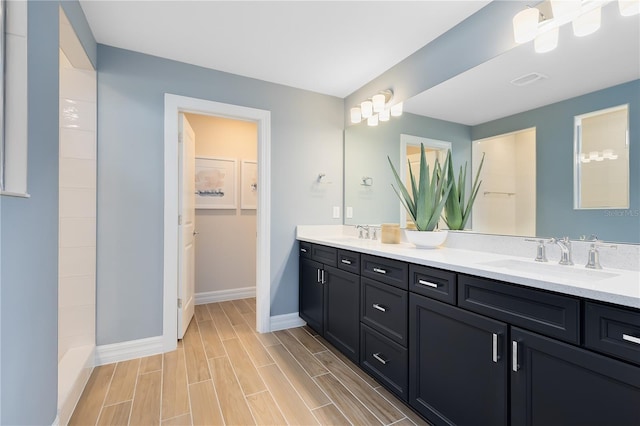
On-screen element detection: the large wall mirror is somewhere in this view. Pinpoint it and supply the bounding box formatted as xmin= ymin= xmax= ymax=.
xmin=344 ymin=2 xmax=639 ymax=243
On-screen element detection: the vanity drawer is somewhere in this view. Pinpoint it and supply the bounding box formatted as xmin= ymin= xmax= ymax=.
xmin=585 ymin=302 xmax=640 ymax=366
xmin=409 ymin=264 xmax=457 ymax=305
xmin=360 ymin=323 xmax=408 ymax=401
xmin=299 ymin=241 xmax=312 ymax=259
xmin=361 ymin=277 xmax=408 ymax=346
xmin=311 ymin=244 xmax=337 ymax=267
xmin=338 ymin=249 xmax=360 ymax=274
xmin=361 ymin=254 xmax=408 ymax=290
xmin=458 ymin=275 xmax=580 ymax=344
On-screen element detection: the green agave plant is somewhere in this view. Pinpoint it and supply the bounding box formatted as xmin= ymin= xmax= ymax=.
xmin=387 ymin=144 xmax=453 ymax=231
xmin=443 ymin=151 xmax=485 ymax=230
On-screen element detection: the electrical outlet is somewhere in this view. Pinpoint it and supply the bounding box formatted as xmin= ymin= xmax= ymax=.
xmin=346 ymin=206 xmax=353 ymax=218
xmin=332 ymin=206 xmax=340 ymax=218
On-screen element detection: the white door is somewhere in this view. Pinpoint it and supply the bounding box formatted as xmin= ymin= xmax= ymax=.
xmin=177 ymin=113 xmax=196 ymax=339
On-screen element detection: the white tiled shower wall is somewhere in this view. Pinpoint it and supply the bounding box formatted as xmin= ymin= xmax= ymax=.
xmin=58 ymin=51 xmax=96 ymax=363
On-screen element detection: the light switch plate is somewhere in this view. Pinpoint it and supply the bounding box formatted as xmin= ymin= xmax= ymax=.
xmin=346 ymin=206 xmax=353 ymax=218
xmin=332 ymin=206 xmax=340 ymax=218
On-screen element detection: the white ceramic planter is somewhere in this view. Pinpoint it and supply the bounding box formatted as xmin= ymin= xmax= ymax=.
xmin=405 ymin=229 xmax=448 ymax=248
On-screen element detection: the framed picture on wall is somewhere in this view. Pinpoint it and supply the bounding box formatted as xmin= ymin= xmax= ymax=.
xmin=241 ymin=160 xmax=258 ymax=209
xmin=195 ymin=157 xmax=237 ymax=209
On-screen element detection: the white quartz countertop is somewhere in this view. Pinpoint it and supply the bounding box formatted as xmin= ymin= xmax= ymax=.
xmin=296 ymin=227 xmax=640 ymax=309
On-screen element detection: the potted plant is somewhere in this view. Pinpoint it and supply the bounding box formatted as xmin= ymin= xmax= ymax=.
xmin=443 ymin=151 xmax=485 ymax=230
xmin=388 ymin=144 xmax=453 ymax=248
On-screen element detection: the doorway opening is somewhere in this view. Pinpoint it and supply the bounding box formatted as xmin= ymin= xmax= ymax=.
xmin=163 ymin=95 xmax=271 ymax=352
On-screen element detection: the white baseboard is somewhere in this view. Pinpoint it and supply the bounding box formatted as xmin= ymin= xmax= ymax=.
xmin=95 ymin=336 xmax=164 ymax=366
xmin=270 ymin=312 xmax=306 ymax=331
xmin=195 ymin=287 xmax=256 ymax=305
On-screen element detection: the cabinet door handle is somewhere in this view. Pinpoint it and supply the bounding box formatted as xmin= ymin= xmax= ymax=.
xmin=512 ymin=341 xmax=519 ymax=372
xmin=372 ymin=303 xmax=387 ymax=312
xmin=373 ymin=267 xmax=387 ymax=274
xmin=492 ymin=333 xmax=499 ymax=363
xmin=373 ymin=353 xmax=388 ymax=365
xmin=321 ymin=270 xmax=326 ymax=284
xmin=341 ymin=259 xmax=352 ymax=265
xmin=300 ymin=248 xmax=307 ymax=253
xmin=317 ymin=269 xmax=321 ymax=283
xmin=418 ymin=279 xmax=438 ymax=288
xmin=622 ymin=334 xmax=640 ymax=345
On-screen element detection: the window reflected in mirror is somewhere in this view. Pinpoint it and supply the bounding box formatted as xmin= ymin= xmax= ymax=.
xmin=574 ymin=105 xmax=629 ymax=209
xmin=472 ymin=128 xmax=536 ymax=237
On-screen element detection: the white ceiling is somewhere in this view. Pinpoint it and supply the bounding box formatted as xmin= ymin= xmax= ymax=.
xmin=404 ymin=2 xmax=640 ymax=125
xmin=78 ymin=0 xmax=490 ymax=98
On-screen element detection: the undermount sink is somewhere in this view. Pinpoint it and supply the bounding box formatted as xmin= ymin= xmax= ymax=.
xmin=480 ymin=259 xmax=620 ymax=282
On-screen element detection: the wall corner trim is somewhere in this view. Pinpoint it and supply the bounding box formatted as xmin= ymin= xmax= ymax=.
xmin=95 ymin=336 xmax=164 ymax=366
xmin=195 ymin=287 xmax=256 ymax=305
xmin=270 ymin=313 xmax=306 ymax=332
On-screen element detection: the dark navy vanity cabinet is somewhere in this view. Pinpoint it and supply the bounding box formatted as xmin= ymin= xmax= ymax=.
xmin=299 ymin=241 xmax=640 ymax=426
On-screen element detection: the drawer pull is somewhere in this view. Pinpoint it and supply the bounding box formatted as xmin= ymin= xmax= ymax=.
xmin=492 ymin=333 xmax=499 ymax=363
xmin=341 ymin=259 xmax=352 ymax=265
xmin=373 ymin=267 xmax=387 ymax=274
xmin=418 ymin=279 xmax=439 ymax=288
xmin=622 ymin=334 xmax=640 ymax=345
xmin=300 ymin=248 xmax=307 ymax=253
xmin=512 ymin=341 xmax=519 ymax=372
xmin=372 ymin=303 xmax=387 ymax=313
xmin=373 ymin=353 xmax=388 ymax=365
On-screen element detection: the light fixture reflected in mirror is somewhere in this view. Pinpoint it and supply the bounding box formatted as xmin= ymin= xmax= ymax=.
xmin=573 ymin=7 xmax=601 ymax=36
xmin=350 ymin=89 xmax=402 ymax=125
xmin=535 ymin=26 xmax=559 ymax=53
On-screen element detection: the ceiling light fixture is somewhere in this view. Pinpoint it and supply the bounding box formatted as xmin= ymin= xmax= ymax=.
xmin=513 ymin=0 xmax=639 ymax=53
xmin=350 ymin=89 xmax=402 ymax=125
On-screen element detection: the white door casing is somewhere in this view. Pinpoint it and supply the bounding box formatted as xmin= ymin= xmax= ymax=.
xmin=163 ymin=94 xmax=271 ymax=353
xmin=177 ymin=113 xmax=196 ymax=339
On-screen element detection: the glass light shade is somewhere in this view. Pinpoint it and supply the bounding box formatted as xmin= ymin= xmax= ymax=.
xmin=619 ymin=0 xmax=640 ymax=16
xmin=361 ymin=100 xmax=373 ymax=118
xmin=550 ymin=0 xmax=581 ymax=21
xmin=573 ymin=7 xmax=601 ymax=37
xmin=390 ymin=102 xmax=403 ymax=117
xmin=350 ymin=107 xmax=362 ymax=124
xmin=534 ymin=27 xmax=559 ymax=53
xmin=367 ymin=114 xmax=379 ymax=126
xmin=372 ymin=94 xmax=386 ymax=113
xmin=513 ymin=8 xmax=540 ymax=43
xmin=379 ymin=109 xmax=390 ymax=122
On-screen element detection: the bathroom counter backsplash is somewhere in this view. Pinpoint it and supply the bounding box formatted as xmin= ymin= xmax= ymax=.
xmin=296 ymin=225 xmax=640 ymax=309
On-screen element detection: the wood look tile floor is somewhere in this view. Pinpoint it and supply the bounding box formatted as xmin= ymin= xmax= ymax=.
xmin=70 ymin=298 xmax=428 ymax=426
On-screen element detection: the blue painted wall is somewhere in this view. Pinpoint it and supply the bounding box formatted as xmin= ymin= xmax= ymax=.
xmin=0 ymin=1 xmax=96 ymax=424
xmin=472 ymin=80 xmax=640 ymax=243
xmin=96 ymin=45 xmax=344 ymax=345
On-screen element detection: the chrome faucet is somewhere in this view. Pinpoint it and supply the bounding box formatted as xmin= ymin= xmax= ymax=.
xmin=356 ymin=225 xmax=370 ymax=239
xmin=550 ymin=237 xmax=573 ymax=265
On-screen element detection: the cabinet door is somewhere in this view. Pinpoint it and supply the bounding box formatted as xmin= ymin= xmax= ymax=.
xmin=511 ymin=327 xmax=640 ymax=426
xmin=324 ymin=266 xmax=360 ymax=362
xmin=299 ymin=258 xmax=324 ymax=333
xmin=410 ymin=293 xmax=508 ymax=426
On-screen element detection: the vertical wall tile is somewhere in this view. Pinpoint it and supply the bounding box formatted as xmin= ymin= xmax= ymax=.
xmin=60 ymin=128 xmax=96 ymax=160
